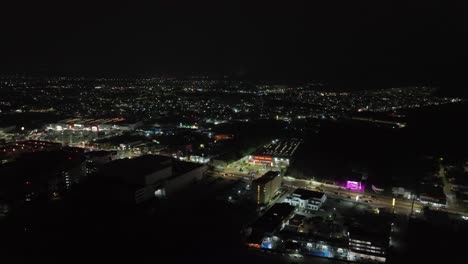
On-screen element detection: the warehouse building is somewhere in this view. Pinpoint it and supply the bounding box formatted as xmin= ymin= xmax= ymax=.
xmin=248 ymin=138 xmax=302 ymax=168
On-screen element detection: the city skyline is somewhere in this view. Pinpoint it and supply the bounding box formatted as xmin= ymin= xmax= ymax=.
xmin=1 ymin=1 xmax=467 ymax=93
xmin=1 ymin=1 xmax=467 ymax=264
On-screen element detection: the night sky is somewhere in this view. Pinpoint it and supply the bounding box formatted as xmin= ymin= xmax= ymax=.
xmin=1 ymin=1 xmax=467 ymax=88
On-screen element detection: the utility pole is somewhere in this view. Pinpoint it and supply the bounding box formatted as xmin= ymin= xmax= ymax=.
xmin=410 ymin=195 xmax=415 ymax=218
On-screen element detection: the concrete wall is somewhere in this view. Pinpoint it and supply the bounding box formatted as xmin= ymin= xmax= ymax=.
xmin=165 ymin=165 xmax=207 ymax=197
xmin=254 ymin=174 xmax=282 ymax=205
xmin=135 ymin=185 xmax=157 ymax=204
xmin=285 ymin=194 xmax=326 ymax=211
xmin=144 ymin=166 xmax=172 ymax=185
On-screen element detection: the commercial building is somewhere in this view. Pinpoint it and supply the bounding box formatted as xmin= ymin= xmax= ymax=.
xmin=347 ymin=215 xmax=391 ymax=263
xmin=165 ymin=161 xmax=208 ymax=196
xmin=253 ymin=171 xmax=282 ymax=205
xmin=418 ymin=188 xmax=447 ymax=207
xmin=392 ymin=187 xmax=415 ymax=199
xmin=284 ymin=188 xmax=327 ymax=211
xmin=0 ymin=140 xmax=62 ymax=160
xmin=85 ymin=150 xmax=117 ymax=165
xmin=342 ymin=172 xmax=365 ymax=192
xmin=94 ymin=155 xmax=207 ymax=204
xmin=248 ymin=138 xmax=302 ymax=168
xmin=0 ymin=149 xmax=86 ymax=203
xmin=247 ymin=203 xmax=295 ymax=248
xmin=46 ymin=118 xmax=142 ymax=132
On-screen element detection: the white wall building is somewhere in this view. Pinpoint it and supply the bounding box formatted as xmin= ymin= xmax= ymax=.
xmin=284 ymin=188 xmax=326 ymax=211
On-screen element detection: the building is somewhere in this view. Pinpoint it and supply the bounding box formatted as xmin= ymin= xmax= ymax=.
xmin=165 ymin=161 xmax=208 ymax=197
xmin=94 ymin=155 xmax=207 ymax=204
xmin=284 ymin=188 xmax=327 ymax=211
xmin=343 ymin=172 xmax=365 ymax=192
xmin=347 ymin=215 xmax=391 ymax=263
xmin=213 ymin=134 xmax=234 ymax=141
xmin=96 ymin=155 xmax=171 ymax=204
xmin=0 ymin=149 xmax=86 ymax=203
xmin=419 ymin=182 xmax=447 ymax=207
xmin=85 ymin=150 xmax=117 ymax=165
xmin=248 ymin=138 xmax=302 ymax=168
xmin=0 ymin=140 xmax=62 ymax=160
xmin=392 ymin=187 xmax=414 ymax=199
xmin=46 ymin=118 xmax=142 ymax=132
xmin=253 ymin=171 xmax=282 ymax=205
xmin=246 ymin=203 xmax=295 ymax=248
xmin=346 ymin=180 xmax=364 ymax=191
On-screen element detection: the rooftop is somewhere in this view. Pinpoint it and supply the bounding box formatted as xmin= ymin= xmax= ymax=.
xmin=85 ymin=150 xmax=116 ymax=158
xmin=419 ymin=184 xmax=446 ymax=201
xmin=253 ymin=138 xmax=302 ymax=158
xmin=291 ymin=188 xmax=325 ymax=200
xmin=289 ymin=214 xmax=306 ymax=227
xmin=0 ymin=150 xmax=85 ymax=184
xmin=253 ymin=171 xmax=280 ymax=185
xmin=171 ymin=160 xmax=206 ymax=179
xmin=99 ymin=155 xmax=172 ymax=180
xmin=252 ymin=203 xmax=295 ymax=233
xmin=348 ymin=213 xmax=391 ymax=245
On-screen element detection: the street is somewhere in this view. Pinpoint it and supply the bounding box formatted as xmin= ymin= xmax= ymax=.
xmin=212 ymin=166 xmax=468 ymax=219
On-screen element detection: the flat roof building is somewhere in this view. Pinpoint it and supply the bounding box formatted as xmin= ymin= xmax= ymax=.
xmin=93 ymin=155 xmax=206 ymax=204
xmin=248 ymin=138 xmax=302 ymax=168
xmin=419 ymin=184 xmax=447 ymax=207
xmin=247 ymin=203 xmax=295 ymax=247
xmin=348 ymin=214 xmax=391 ymax=263
xmin=0 ymin=150 xmax=86 ymax=203
xmin=252 ymin=171 xmax=281 ymax=206
xmin=99 ymin=155 xmax=173 ymax=186
xmin=284 ymin=188 xmax=327 ymax=211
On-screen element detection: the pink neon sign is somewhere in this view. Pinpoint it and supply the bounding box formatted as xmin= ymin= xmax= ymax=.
xmin=346 ymin=181 xmax=363 ymax=191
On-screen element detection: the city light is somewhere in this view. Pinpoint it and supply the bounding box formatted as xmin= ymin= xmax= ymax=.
xmin=346 ymin=181 xmax=364 ymax=191
xmin=0 ymin=6 xmax=465 ymax=263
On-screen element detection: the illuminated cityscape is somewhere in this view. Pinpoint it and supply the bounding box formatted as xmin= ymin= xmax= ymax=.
xmin=1 ymin=2 xmax=468 ymax=264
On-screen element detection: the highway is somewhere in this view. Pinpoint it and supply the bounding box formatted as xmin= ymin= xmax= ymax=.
xmin=282 ymin=177 xmax=423 ymax=216
xmin=212 ymin=168 xmax=468 ymax=219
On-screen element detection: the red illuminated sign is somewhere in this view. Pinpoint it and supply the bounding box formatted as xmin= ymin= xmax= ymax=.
xmin=253 ymin=156 xmax=272 ymax=161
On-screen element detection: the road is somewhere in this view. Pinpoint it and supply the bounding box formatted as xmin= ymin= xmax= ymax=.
xmin=282 ymin=177 xmax=424 ymax=216
xmin=213 ymin=168 xmax=468 ymax=218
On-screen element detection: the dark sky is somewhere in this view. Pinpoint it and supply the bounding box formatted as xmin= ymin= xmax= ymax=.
xmin=1 ymin=1 xmax=467 ymax=88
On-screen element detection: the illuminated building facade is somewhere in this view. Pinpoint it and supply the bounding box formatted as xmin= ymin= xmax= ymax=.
xmin=347 ymin=217 xmax=390 ymax=263
xmin=284 ymin=188 xmax=327 ymax=211
xmin=346 ymin=180 xmax=364 ymax=192
xmin=248 ymin=139 xmax=302 ymax=168
xmin=253 ymin=171 xmax=281 ymax=205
